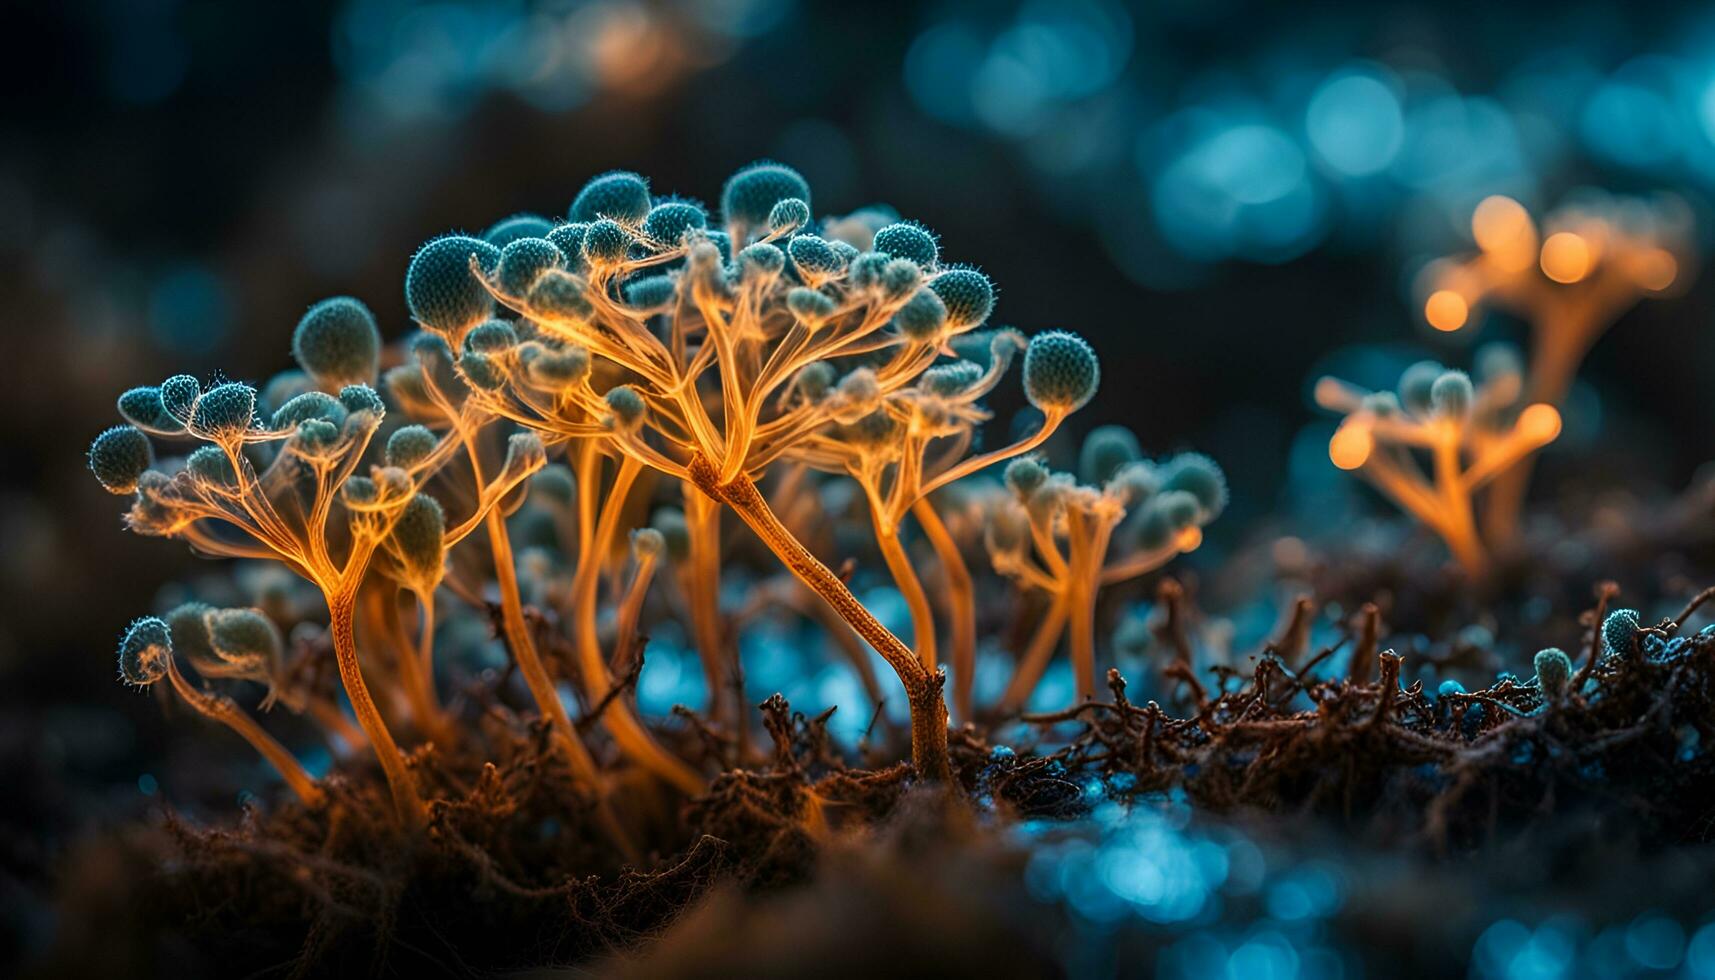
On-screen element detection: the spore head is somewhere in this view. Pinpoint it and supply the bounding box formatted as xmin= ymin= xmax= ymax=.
xmin=89 ymin=425 xmax=153 ymax=494
xmin=1080 ymin=425 xmax=1142 ymax=485
xmin=483 ymin=213 xmax=555 ymax=248
xmin=496 ymin=237 xmax=564 ymax=296
xmin=160 ymin=375 xmax=201 ymax=423
xmin=893 ymin=288 xmax=949 ymax=340
xmin=927 ymin=267 xmax=994 ymax=330
xmin=643 ymin=199 xmax=709 ymax=246
xmin=1430 ymin=370 xmax=1474 ymax=419
xmin=191 ymin=382 xmax=257 ymax=438
xmin=1157 ymin=452 xmax=1227 ymax=520
xmin=1534 ymin=647 xmax=1573 ymax=700
xmin=391 ymin=493 xmax=447 ymax=586
xmin=788 ymin=234 xmax=844 ymax=284
xmin=1398 ymin=360 xmax=1444 ymax=415
xmin=872 ymin=222 xmax=938 ymax=268
xmin=406 ymin=235 xmax=501 ymax=336
xmin=570 ymin=171 xmax=652 ymax=225
xmin=1023 ymin=330 xmax=1099 ymax=412
xmin=385 ymin=424 xmax=438 ymax=468
xmin=118 ymin=616 xmax=172 ymax=687
xmin=722 ymin=161 xmax=812 ymax=233
xmin=604 ymin=385 xmax=646 ymax=430
xmin=1005 ymin=456 xmax=1048 ymax=497
xmin=767 ymin=197 xmax=811 ymax=236
xmin=118 ymin=386 xmax=177 ymax=431
xmin=582 ymin=218 xmax=632 ymax=268
xmin=1603 ymin=608 xmax=1640 ymax=658
xmin=464 ymin=319 xmax=519 ymax=354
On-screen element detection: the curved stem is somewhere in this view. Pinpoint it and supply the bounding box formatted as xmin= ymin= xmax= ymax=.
xmin=325 ymin=588 xmax=423 ymax=826
xmin=873 ymin=509 xmax=937 ymax=671
xmin=912 ymin=499 xmax=976 ymax=723
xmin=164 ymin=656 xmax=323 ymax=806
xmin=683 ymin=490 xmax=729 ymax=722
xmin=998 ymin=592 xmax=1069 ymax=714
xmin=689 ymin=454 xmax=950 ymax=781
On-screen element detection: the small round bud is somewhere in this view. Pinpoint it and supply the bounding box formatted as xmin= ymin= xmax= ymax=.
xmin=1004 ymin=456 xmax=1047 ymax=497
xmin=786 ymin=286 xmax=838 ymax=324
xmin=722 ymin=161 xmax=812 ymax=234
xmin=927 ymin=268 xmax=994 ymax=330
xmin=1137 ymin=490 xmax=1201 ymax=549
xmin=206 ymin=607 xmax=282 ymax=672
xmin=1157 ymin=452 xmax=1227 ymax=520
xmin=295 ymin=296 xmax=382 ymax=387
xmin=631 ymin=527 xmax=665 ymax=559
xmin=160 ymin=375 xmax=201 ymax=423
xmin=406 ymin=235 xmax=501 ymax=335
xmin=386 ymin=425 xmax=438 ymax=468
xmin=533 ymin=464 xmax=576 ymax=505
xmin=1534 ymin=647 xmax=1572 ymax=700
xmin=893 ymin=288 xmax=948 ymax=340
xmin=624 ymin=274 xmax=679 ymax=309
xmin=570 ymin=171 xmax=652 ymax=225
xmin=527 ymin=269 xmax=595 ymax=322
xmin=391 ymin=493 xmax=447 ymax=587
xmin=464 ymin=319 xmax=519 ymax=354
xmin=190 ymin=383 xmax=257 ymax=439
xmin=643 ymin=199 xmax=709 ymax=245
xmin=768 ymin=197 xmax=811 ymax=236
xmin=788 ymin=234 xmax=845 ymax=285
xmin=604 ymin=385 xmax=646 ymax=429
xmin=1437 ymin=679 xmax=1466 ymax=699
xmin=582 ymin=218 xmax=632 ymax=267
xmin=186 ymin=445 xmax=237 ymax=484
xmin=1109 ymin=460 xmax=1159 ymax=505
xmin=1361 ymin=391 xmax=1401 ymax=417
xmin=1022 ymin=330 xmax=1099 ymax=412
xmin=848 ymin=251 xmax=891 ymax=288
xmin=503 ymin=431 xmax=546 ymax=475
xmin=739 ymin=242 xmax=786 ymax=281
xmin=547 ymin=222 xmax=588 ymax=261
xmin=272 ymin=390 xmax=347 ymax=430
xmin=526 ymin=346 xmax=591 ymax=387
xmin=483 ymin=213 xmax=555 ymax=248
xmin=338 ymin=384 xmax=386 ymax=422
xmin=795 ymin=361 xmax=836 ymax=402
xmin=880 ymin=258 xmax=921 ymax=299
xmin=496 ymin=237 xmax=563 ymax=296
xmin=651 ymin=508 xmax=691 ymax=562
xmin=294 ymin=418 xmax=341 ymax=450
xmin=840 ymin=409 xmax=901 ymax=448
xmin=89 ymin=425 xmax=153 ymax=494
xmin=342 ymin=475 xmax=378 ymax=504
xmin=164 ymin=602 xmax=213 ymax=663
xmin=1398 ymin=360 xmax=1444 ymax=415
xmin=118 ymin=386 xmax=177 ymax=431
xmin=1602 ymin=608 xmax=1640 ymax=659
xmin=706 ymin=230 xmax=733 ymax=262
xmin=872 ymin=222 xmax=938 ymax=268
xmin=1080 ymin=425 xmax=1142 ymax=486
xmin=921 ymin=359 xmax=983 ymax=396
xmin=118 ymin=616 xmax=172 ymax=687
xmin=459 ymin=350 xmax=505 ymax=391
xmin=1430 ymin=370 xmax=1474 ymax=419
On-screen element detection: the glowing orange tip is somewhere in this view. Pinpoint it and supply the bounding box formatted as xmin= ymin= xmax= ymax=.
xmin=1472 ymin=195 xmax=1534 ymax=256
xmin=1424 ymin=289 xmax=1469 ymax=332
xmin=1175 ymin=526 xmax=1203 ymax=552
xmin=1540 ymin=232 xmax=1592 ymax=284
xmin=1517 ymin=403 xmax=1562 ymax=445
xmin=1633 ymin=248 xmax=1677 ymax=292
xmin=1329 ymin=422 xmax=1373 ymax=471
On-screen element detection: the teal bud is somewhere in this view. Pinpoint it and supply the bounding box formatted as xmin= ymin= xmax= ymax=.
xmin=503 ymin=431 xmax=546 ymax=476
xmin=483 ymin=213 xmax=554 ymax=248
xmin=1157 ymin=453 xmax=1227 ymax=520
xmin=89 ymin=425 xmax=154 ymax=494
xmin=1137 ymin=490 xmax=1201 ymax=549
xmin=739 ymin=242 xmax=786 ymax=281
xmin=406 ymin=235 xmax=501 ymax=335
xmin=186 ymin=445 xmax=237 ymax=484
xmin=570 ymin=171 xmax=651 ymax=225
xmin=795 ymin=361 xmax=836 ymax=402
xmin=532 ymin=464 xmax=576 ymax=506
xmin=1475 ymin=342 xmax=1523 ymax=386
xmin=786 ymin=286 xmax=838 ymax=324
xmin=342 ymin=475 xmax=377 ymax=504
xmin=604 ymin=385 xmax=646 ymax=429
xmin=1603 ymin=609 xmax=1640 ymax=658
xmin=651 ymin=507 xmax=691 ymax=562
xmin=189 ymin=382 xmax=257 ymax=438
xmin=707 ymin=230 xmax=732 ymax=263
xmin=464 ymin=319 xmax=519 ymax=354
xmin=788 ymin=234 xmax=844 ymax=284
xmin=830 ymin=239 xmax=860 ymax=265
xmin=841 ymin=408 xmax=900 ymax=448
xmin=848 ymin=251 xmax=891 ymax=288
xmin=1398 ymin=360 xmax=1444 ymax=415
xmin=386 ymin=425 xmax=438 ymax=468
xmin=631 ymin=526 xmax=665 ymax=559
xmin=294 ymin=297 xmax=381 ymax=387
xmin=526 ymin=346 xmax=591 ymax=387
xmin=582 ymin=218 xmax=632 ymax=267
xmin=643 ymin=199 xmax=709 ymax=245
xmin=1023 ymin=330 xmax=1099 ymax=412
xmin=1005 ymin=456 xmax=1047 ymax=497
xmin=496 ymin=237 xmax=563 ymax=297
xmin=1361 ymin=391 xmax=1401 ymax=416
xmin=767 ymin=197 xmax=811 ymax=236
xmin=339 ymin=384 xmax=385 ymax=421
xmin=164 ymin=602 xmax=213 ymax=664
xmin=722 ymin=161 xmax=812 ymax=233
xmin=294 ymin=418 xmax=341 ymax=450
xmin=880 ymin=258 xmax=922 ymax=299
xmin=1080 ymin=425 xmax=1142 ymax=485
xmin=118 ymin=386 xmax=178 ymax=431
xmin=1108 ymin=460 xmax=1159 ymax=505
xmin=1437 ymin=679 xmax=1466 ymax=699
xmin=206 ymin=607 xmax=282 ymax=671
xmin=391 ymin=493 xmax=447 ymax=586
xmin=1534 ymin=647 xmax=1572 ymax=700
xmin=459 ymin=350 xmax=506 ymax=391
xmin=624 ymin=274 xmax=679 ymax=309
xmin=160 ymin=375 xmax=201 ymax=423
xmin=1430 ymin=370 xmax=1474 ymax=419
xmin=893 ymin=288 xmax=948 ymax=340
xmin=527 ymin=269 xmax=595 ymax=321
xmin=872 ymin=222 xmax=938 ymax=268
xmin=117 ymin=616 xmax=172 ymax=687
xmin=271 ymin=391 xmax=347 ymax=430
xmin=921 ymin=359 xmax=983 ymax=396
xmin=547 ymin=222 xmax=588 ymax=261
xmin=927 ymin=268 xmax=994 ymax=330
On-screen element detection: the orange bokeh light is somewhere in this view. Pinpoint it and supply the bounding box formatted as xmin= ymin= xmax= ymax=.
xmin=1424 ymin=289 xmax=1469 ymax=332
xmin=1329 ymin=422 xmax=1373 ymax=471
xmin=1540 ymin=232 xmax=1592 ymax=284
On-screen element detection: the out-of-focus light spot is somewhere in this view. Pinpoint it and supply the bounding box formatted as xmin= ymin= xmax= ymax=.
xmin=1686 ymin=921 xmax=1715 ymax=978
xmin=1305 ymin=68 xmax=1404 ymax=177
xmin=1471 ymin=195 xmax=1537 ymax=270
xmin=1630 ymin=247 xmax=1677 ymax=291
xmin=137 ymin=773 xmax=158 ymax=795
xmin=1424 ymin=289 xmax=1468 ymax=331
xmin=1329 ymin=421 xmax=1372 ymax=470
xmin=1580 ymin=60 xmax=1685 ymax=169
xmin=1540 ymin=231 xmax=1591 ymax=283
xmin=1517 ymin=404 xmax=1562 ymax=446
xmin=1153 ymin=122 xmax=1322 ymax=263
xmin=904 ymin=23 xmax=987 ymax=125
xmin=1625 ymin=914 xmax=1685 ymax=971
xmin=149 ymin=264 xmax=233 ymax=354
